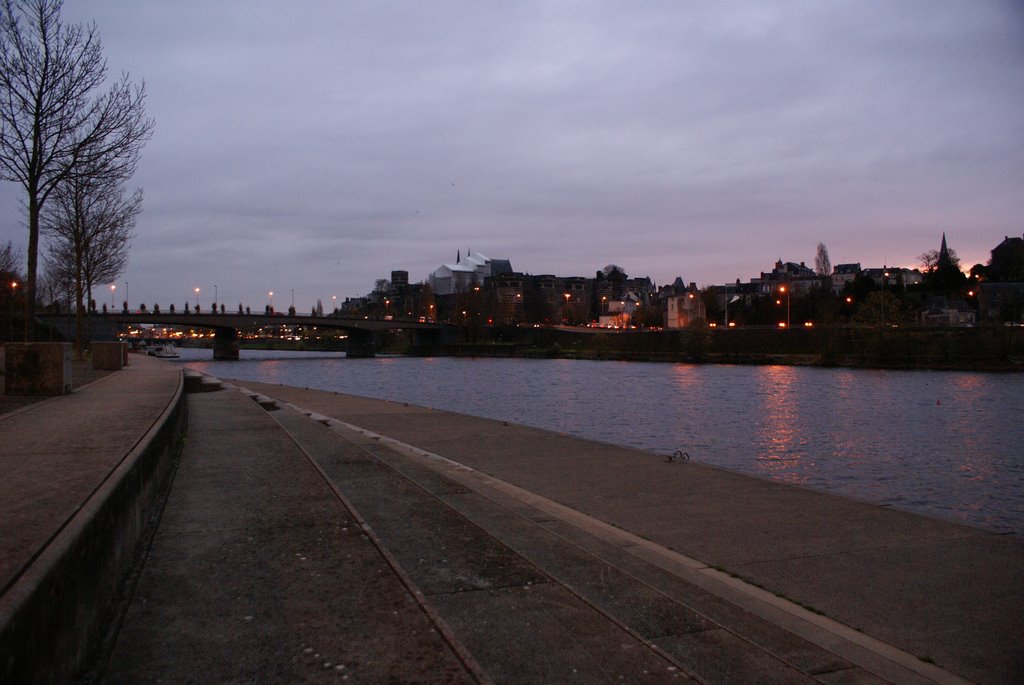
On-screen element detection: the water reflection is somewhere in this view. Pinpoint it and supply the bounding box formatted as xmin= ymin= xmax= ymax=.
xmin=751 ymin=366 xmax=807 ymax=484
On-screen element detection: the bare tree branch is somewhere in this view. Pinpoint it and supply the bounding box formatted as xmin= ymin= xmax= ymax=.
xmin=0 ymin=0 xmax=152 ymax=339
xmin=43 ymin=170 xmax=140 ymax=350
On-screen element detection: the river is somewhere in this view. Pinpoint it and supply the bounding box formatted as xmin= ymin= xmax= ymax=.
xmin=174 ymin=349 xmax=1023 ymax=536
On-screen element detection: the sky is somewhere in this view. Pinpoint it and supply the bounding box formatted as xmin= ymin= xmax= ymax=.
xmin=1 ymin=0 xmax=1022 ymax=311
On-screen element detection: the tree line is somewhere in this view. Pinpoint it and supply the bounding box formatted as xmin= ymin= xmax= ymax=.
xmin=0 ymin=0 xmax=152 ymax=347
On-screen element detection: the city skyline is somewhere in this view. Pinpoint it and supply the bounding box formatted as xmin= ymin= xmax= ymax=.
xmin=0 ymin=1 xmax=1021 ymax=309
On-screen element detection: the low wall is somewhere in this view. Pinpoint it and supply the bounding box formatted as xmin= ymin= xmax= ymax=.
xmin=0 ymin=372 xmax=188 ymax=684
xmin=92 ymin=341 xmax=127 ymax=370
xmin=3 ymin=343 xmax=72 ymax=395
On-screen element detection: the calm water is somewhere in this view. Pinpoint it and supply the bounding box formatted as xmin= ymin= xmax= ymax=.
xmin=175 ymin=349 xmax=1024 ymax=535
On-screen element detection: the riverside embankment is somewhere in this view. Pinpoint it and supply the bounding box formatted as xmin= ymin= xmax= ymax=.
xmin=442 ymin=324 xmax=1024 ymax=371
xmin=3 ymin=358 xmax=1022 ymax=682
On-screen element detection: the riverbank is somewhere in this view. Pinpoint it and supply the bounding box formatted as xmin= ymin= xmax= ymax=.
xmin=440 ymin=324 xmax=1024 ymax=371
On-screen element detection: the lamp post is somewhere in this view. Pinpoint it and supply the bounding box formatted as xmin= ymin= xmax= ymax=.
xmin=214 ymin=284 xmax=218 ymax=310
xmin=564 ymin=292 xmax=571 ymax=324
xmin=778 ymin=284 xmax=790 ymax=328
xmin=8 ymin=280 xmax=16 ymax=338
xmin=331 ymin=295 xmax=336 ymax=314
xmin=194 ymin=287 xmax=200 ymax=313
xmin=110 ymin=284 xmax=116 ymax=309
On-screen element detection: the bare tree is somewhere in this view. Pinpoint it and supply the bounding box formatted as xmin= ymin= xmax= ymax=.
xmin=42 ymin=233 xmax=74 ymax=307
xmin=0 ymin=238 xmax=19 ymax=275
xmin=44 ymin=172 xmax=140 ymax=350
xmin=0 ymin=0 xmax=152 ymax=340
xmin=919 ymin=248 xmax=960 ymax=271
xmin=1 ymin=240 xmax=21 ymax=329
xmin=814 ymin=242 xmax=831 ymax=278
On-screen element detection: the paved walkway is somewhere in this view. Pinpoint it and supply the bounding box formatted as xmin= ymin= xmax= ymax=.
xmin=0 ymin=354 xmax=179 ymax=600
xmin=3 ymin=361 xmax=1022 ymax=683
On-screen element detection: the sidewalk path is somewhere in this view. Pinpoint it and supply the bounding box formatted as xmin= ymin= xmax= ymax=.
xmin=101 ymin=382 xmax=482 ymax=683
xmin=0 ymin=354 xmax=179 ymax=599
xmin=0 ymin=354 xmax=183 ymax=682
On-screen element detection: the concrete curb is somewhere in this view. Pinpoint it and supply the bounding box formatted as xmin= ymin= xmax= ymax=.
xmin=0 ymin=369 xmax=188 ymax=684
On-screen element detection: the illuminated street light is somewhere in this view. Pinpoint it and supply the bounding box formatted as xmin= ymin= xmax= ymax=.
xmin=110 ymin=284 xmax=116 ymax=308
xmin=194 ymin=287 xmax=200 ymax=312
xmin=778 ymin=284 xmax=790 ymax=328
xmin=8 ymin=281 xmax=16 ymax=338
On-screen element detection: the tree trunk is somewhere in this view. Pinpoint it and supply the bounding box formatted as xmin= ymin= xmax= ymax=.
xmin=75 ymin=269 xmax=85 ymax=355
xmin=23 ymin=192 xmax=39 ymax=341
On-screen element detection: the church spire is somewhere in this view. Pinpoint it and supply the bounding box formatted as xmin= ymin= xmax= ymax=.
xmin=938 ymin=232 xmax=951 ymax=268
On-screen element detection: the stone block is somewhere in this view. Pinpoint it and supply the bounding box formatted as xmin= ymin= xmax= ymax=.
xmin=92 ymin=342 xmax=127 ymax=370
xmin=3 ymin=342 xmax=72 ymax=396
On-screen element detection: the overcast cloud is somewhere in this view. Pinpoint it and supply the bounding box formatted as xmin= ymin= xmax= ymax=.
xmin=1 ymin=0 xmax=1022 ymax=310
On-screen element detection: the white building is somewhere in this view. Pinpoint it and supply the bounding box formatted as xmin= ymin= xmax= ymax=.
xmin=429 ymin=252 xmax=509 ymax=295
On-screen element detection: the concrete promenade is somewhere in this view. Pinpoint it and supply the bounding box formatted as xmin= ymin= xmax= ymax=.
xmin=0 ymin=354 xmax=186 ymax=682
xmin=2 ymin=359 xmax=1022 ymax=683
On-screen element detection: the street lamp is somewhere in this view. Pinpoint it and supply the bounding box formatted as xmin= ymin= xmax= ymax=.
xmin=194 ymin=287 xmax=200 ymax=312
xmin=269 ymin=291 xmax=274 ymax=310
xmin=331 ymin=295 xmax=337 ymax=314
xmin=8 ymin=281 xmax=16 ymax=338
xmin=881 ymin=271 xmax=890 ymax=326
xmin=778 ymin=284 xmax=790 ymax=328
xmin=214 ymin=284 xmax=218 ymax=310
xmin=110 ymin=284 xmax=116 ymax=308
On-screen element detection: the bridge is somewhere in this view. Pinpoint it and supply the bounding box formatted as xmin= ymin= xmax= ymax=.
xmin=39 ymin=312 xmax=453 ymax=359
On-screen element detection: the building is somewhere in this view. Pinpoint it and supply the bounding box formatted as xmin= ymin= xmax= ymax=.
xmin=830 ymin=263 xmax=861 ymax=293
xmin=664 ymin=284 xmax=705 ymax=329
xmin=987 ymin=234 xmax=1024 ymax=283
xmin=429 ymin=251 xmax=513 ymax=295
xmin=920 ymin=297 xmax=976 ymax=327
xmin=751 ymin=259 xmax=819 ymax=296
xmin=490 ymin=271 xmax=525 ymax=323
xmin=862 ymin=267 xmax=922 ymax=289
xmin=601 ymin=292 xmax=640 ymax=327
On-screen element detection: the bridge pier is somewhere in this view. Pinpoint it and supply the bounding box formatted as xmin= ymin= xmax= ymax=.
xmin=213 ymin=327 xmax=239 ymax=360
xmin=410 ymin=328 xmax=444 ymax=356
xmin=346 ymin=329 xmax=376 ymax=358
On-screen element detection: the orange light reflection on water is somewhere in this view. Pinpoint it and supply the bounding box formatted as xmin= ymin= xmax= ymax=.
xmin=753 ymin=366 xmax=807 ymax=483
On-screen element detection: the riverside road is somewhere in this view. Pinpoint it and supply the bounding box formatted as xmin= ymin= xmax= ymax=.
xmin=1 ymin=355 xmax=1021 ymax=683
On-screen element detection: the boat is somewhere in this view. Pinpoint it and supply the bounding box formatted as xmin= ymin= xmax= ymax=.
xmin=150 ymin=343 xmax=179 ymax=358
